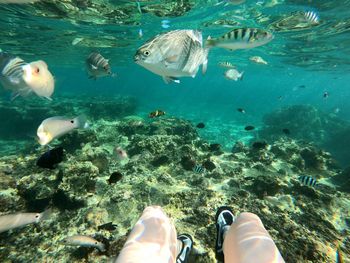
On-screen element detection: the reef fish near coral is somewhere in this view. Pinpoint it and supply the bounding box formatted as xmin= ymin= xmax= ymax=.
xmin=0 ymin=210 xmax=49 ymax=233
xmin=205 ymin=28 xmax=273 ymax=51
xmin=63 ymin=235 xmax=106 ymax=252
xmin=134 ymin=30 xmax=209 ymax=84
xmin=0 ymin=52 xmax=54 ymax=100
xmin=149 ymin=110 xmax=165 ymax=118
xmin=37 ymin=115 xmax=89 ymax=145
xmin=36 ymin=147 xmax=64 ymax=169
xmin=193 ymin=164 xmax=205 ymax=173
xmin=299 ymin=175 xmax=317 ymax=187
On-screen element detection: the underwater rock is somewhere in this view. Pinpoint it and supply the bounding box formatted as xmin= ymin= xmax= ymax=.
xmin=180 ymin=156 xmax=196 ymax=171
xmin=151 ymin=155 xmax=170 ymax=167
xmin=249 ymin=175 xmax=282 ymax=199
xmin=300 ymin=147 xmax=325 ymax=171
xmin=331 ymin=167 xmax=350 ymax=193
xmin=231 ymin=141 xmax=247 ymax=153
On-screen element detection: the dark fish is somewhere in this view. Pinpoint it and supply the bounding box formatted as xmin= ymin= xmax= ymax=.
xmin=252 ymin=141 xmax=268 ymax=150
xmin=108 ymin=172 xmax=123 ymax=184
xmin=149 ymin=110 xmax=165 ymax=118
xmin=209 ymin=143 xmax=221 ymax=151
xmin=36 ymin=147 xmax=64 ymax=169
xmin=237 ymin=108 xmax=245 ymax=113
xmin=196 ymin=122 xmax=205 ymax=128
xmin=299 ymin=175 xmax=317 ymax=187
xmin=323 ymin=91 xmax=329 ymax=98
xmin=193 ymin=164 xmax=205 ymax=173
xmin=97 ymin=222 xmax=118 ymax=231
xmin=244 ymin=125 xmax=255 ymax=131
xmin=282 ymin=128 xmax=290 ymax=135
xmin=298 ymin=85 xmax=306 ymax=88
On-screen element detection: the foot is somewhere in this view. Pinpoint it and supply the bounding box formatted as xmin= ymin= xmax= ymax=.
xmin=176 ymin=234 xmax=193 ymax=263
xmin=215 ymin=206 xmax=235 ymax=262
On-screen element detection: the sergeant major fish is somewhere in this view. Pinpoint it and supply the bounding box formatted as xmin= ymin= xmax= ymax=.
xmin=86 ymin=52 xmax=113 ymax=80
xmin=218 ymin=61 xmax=235 ymax=69
xmin=134 ymin=30 xmax=209 ymax=84
xmin=64 ymin=235 xmax=106 ymax=252
xmin=0 ymin=210 xmax=50 ymax=233
xmin=0 ymin=52 xmax=54 ymax=100
xmin=37 ymin=115 xmax=89 ymax=145
xmin=299 ymin=175 xmax=317 ymax=187
xmin=206 ymin=28 xmax=273 ymax=51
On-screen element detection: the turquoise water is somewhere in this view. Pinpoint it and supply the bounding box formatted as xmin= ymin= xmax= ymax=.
xmin=1 ymin=1 xmax=350 ymax=262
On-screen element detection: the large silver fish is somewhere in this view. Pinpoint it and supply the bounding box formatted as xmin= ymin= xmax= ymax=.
xmin=206 ymin=28 xmax=273 ymax=51
xmin=86 ymin=52 xmax=113 ymax=79
xmin=0 ymin=52 xmax=54 ymax=100
xmin=134 ymin=30 xmax=209 ymax=84
xmin=0 ymin=210 xmax=50 ymax=233
xmin=64 ymin=235 xmax=106 ymax=252
xmin=37 ymin=115 xmax=89 ymax=145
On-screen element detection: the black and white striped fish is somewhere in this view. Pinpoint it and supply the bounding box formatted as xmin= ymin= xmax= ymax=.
xmin=0 ymin=52 xmax=26 ymax=87
xmin=206 ymin=28 xmax=273 ymax=51
xmin=298 ymin=175 xmax=317 ymax=187
xmin=193 ymin=164 xmax=205 ymax=173
xmin=86 ymin=52 xmax=113 ymax=79
xmin=134 ymin=30 xmax=209 ymax=84
xmin=304 ymin=11 xmax=319 ymax=24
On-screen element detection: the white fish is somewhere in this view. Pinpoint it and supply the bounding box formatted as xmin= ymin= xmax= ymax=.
xmin=249 ymin=56 xmax=268 ymax=65
xmin=0 ymin=52 xmax=54 ymax=100
xmin=37 ymin=115 xmax=89 ymax=145
xmin=134 ymin=30 xmax=209 ymax=84
xmin=64 ymin=235 xmax=105 ymax=252
xmin=0 ymin=0 xmax=39 ymax=3
xmin=86 ymin=52 xmax=113 ymax=80
xmin=0 ymin=210 xmax=50 ymax=233
xmin=224 ymin=68 xmax=244 ymax=81
xmin=218 ymin=61 xmax=235 ymax=69
xmin=72 ymin=37 xmax=84 ymax=46
xmin=138 ymin=29 xmax=143 ymax=39
xmin=206 ymin=28 xmax=274 ymax=51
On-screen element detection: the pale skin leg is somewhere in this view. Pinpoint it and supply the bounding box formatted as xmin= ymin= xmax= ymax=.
xmin=115 ymin=206 xmax=178 ymax=263
xmin=223 ymin=212 xmax=285 ymax=263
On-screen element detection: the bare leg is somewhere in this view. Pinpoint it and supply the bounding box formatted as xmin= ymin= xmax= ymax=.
xmin=115 ymin=206 xmax=177 ymax=263
xmin=223 ymin=212 xmax=285 ymax=263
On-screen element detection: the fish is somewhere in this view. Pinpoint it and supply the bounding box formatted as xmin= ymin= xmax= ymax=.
xmin=108 ymin=171 xmax=123 ymax=184
xmin=323 ymin=91 xmax=329 ymax=98
xmin=97 ymin=222 xmax=117 ymax=231
xmin=113 ymin=147 xmax=128 ymax=161
xmin=86 ymin=52 xmax=113 ymax=80
xmin=36 ymin=146 xmax=64 ymax=169
xmin=237 ymin=108 xmax=245 ymax=113
xmin=218 ymin=61 xmax=235 ymax=69
xmin=0 ymin=210 xmax=50 ymax=233
xmin=0 ymin=0 xmax=39 ymax=3
xmin=298 ymin=85 xmax=306 ymax=89
xmin=298 ymin=175 xmax=317 ymax=187
xmin=161 ymin=20 xmax=170 ymax=29
xmin=37 ymin=115 xmax=89 ymax=146
xmin=244 ymin=125 xmax=255 ymax=131
xmin=149 ymin=110 xmax=165 ymax=118
xmin=193 ymin=164 xmax=205 ymax=173
xmin=334 ymin=107 xmax=340 ymax=114
xmin=196 ymin=122 xmax=205 ymax=128
xmin=282 ymin=128 xmax=290 ymax=135
xmin=64 ymin=235 xmax=106 ymax=252
xmin=224 ymin=69 xmax=244 ymax=81
xmin=0 ymin=52 xmax=54 ymax=100
xmin=249 ymin=56 xmax=268 ymax=65
xmin=209 ymin=143 xmax=221 ymax=151
xmin=138 ymin=29 xmax=143 ymax=39
xmin=72 ymin=37 xmax=84 ymax=46
xmin=134 ymin=30 xmax=209 ymax=84
xmin=205 ymin=28 xmax=273 ymax=51
xmin=304 ymin=11 xmax=319 ymax=24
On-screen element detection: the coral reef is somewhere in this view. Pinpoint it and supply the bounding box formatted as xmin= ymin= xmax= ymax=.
xmin=0 ymin=111 xmax=349 ymax=263
xmin=260 ymin=105 xmax=350 ymax=166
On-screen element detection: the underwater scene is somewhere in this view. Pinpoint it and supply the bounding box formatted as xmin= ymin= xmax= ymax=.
xmin=0 ymin=0 xmax=350 ymax=262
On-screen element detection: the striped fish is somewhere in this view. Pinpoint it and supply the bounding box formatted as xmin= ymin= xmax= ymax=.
xmin=218 ymin=61 xmax=235 ymax=69
xmin=0 ymin=52 xmax=26 ymax=86
xmin=304 ymin=11 xmax=319 ymax=24
xmin=86 ymin=52 xmax=112 ymax=79
xmin=206 ymin=28 xmax=273 ymax=51
xmin=134 ymin=30 xmax=209 ymax=84
xmin=193 ymin=164 xmax=205 ymax=173
xmin=149 ymin=110 xmax=165 ymax=118
xmin=298 ymin=175 xmax=317 ymax=187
